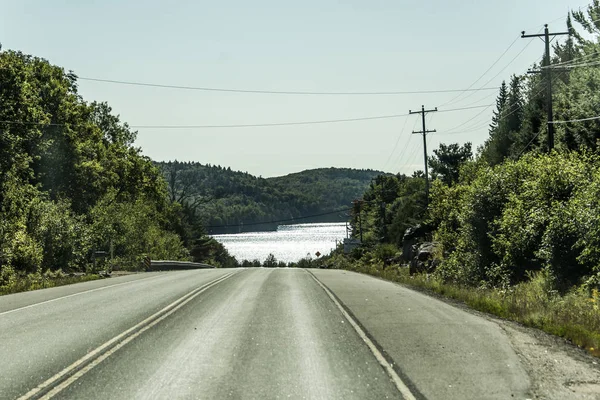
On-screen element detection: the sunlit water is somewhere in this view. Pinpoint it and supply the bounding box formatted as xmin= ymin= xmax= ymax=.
xmin=211 ymin=223 xmax=348 ymax=263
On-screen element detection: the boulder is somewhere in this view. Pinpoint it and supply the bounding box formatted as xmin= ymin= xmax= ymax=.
xmin=409 ymin=242 xmax=441 ymax=274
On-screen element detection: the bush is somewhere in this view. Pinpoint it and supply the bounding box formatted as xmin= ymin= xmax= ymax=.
xmin=432 ymin=151 xmax=600 ymax=289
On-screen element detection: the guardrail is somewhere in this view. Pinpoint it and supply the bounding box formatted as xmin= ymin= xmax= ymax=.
xmin=147 ymin=260 xmax=215 ymax=271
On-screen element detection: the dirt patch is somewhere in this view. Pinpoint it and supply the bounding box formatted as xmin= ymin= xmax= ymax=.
xmin=497 ymin=320 xmax=600 ymax=399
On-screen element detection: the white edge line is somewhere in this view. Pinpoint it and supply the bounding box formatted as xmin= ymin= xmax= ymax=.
xmin=308 ymin=271 xmax=417 ymax=400
xmin=18 ymin=272 xmax=236 ymax=400
xmin=0 ymin=273 xmax=166 ymax=317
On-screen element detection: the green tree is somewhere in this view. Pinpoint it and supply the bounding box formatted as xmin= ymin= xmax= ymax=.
xmin=0 ymin=50 xmax=189 ymax=279
xmin=482 ymin=75 xmax=524 ymax=164
xmin=489 ymin=81 xmax=508 ymax=132
xmin=428 ymin=142 xmax=472 ymax=186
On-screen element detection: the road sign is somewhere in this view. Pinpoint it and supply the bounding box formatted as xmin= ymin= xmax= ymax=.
xmin=315 ymin=251 xmax=321 ymax=257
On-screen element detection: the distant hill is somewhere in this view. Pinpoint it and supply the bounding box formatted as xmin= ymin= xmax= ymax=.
xmin=156 ymin=162 xmax=386 ymax=233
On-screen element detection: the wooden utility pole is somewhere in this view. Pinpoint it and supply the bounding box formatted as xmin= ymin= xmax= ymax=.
xmin=353 ymin=199 xmax=363 ymax=242
xmin=409 ymin=105 xmax=437 ymax=206
xmin=521 ymin=24 xmax=570 ymax=151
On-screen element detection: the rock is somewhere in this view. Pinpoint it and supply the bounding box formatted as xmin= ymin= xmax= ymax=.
xmin=409 ymin=242 xmax=441 ymax=274
xmin=402 ymin=224 xmax=434 ymax=262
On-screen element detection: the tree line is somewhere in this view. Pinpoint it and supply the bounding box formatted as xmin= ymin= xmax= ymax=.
xmin=349 ymin=6 xmax=600 ymax=292
xmin=156 ymin=161 xmax=382 ymax=234
xmin=0 ymin=50 xmax=238 ymax=288
xmin=0 ymin=47 xmax=384 ymax=286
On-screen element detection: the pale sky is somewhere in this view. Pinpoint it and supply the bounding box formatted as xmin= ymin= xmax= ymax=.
xmin=1 ymin=0 xmax=585 ymax=177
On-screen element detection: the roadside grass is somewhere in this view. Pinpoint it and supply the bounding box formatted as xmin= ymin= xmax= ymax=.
xmin=0 ymin=272 xmax=103 ymax=296
xmin=344 ymin=261 xmax=600 ymax=357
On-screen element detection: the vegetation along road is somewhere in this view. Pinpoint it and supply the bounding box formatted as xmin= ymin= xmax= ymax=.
xmin=2 ymin=268 xmax=598 ymax=400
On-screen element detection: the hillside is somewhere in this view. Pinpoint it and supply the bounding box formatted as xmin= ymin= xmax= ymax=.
xmin=156 ymin=162 xmax=385 ymax=233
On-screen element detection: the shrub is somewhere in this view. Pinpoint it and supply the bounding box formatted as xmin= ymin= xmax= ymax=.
xmin=432 ymin=151 xmax=600 ymax=288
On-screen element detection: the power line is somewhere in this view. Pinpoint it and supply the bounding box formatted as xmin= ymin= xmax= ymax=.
xmin=442 ymin=104 xmax=494 ymax=134
xmin=409 ymin=105 xmax=437 ymax=205
xmin=452 ymin=37 xmax=539 ymax=106
xmin=440 ymin=82 xmax=546 ymax=135
xmin=129 ymin=115 xmax=407 ymax=129
xmin=436 ymin=104 xmax=493 ymax=113
xmin=78 ymin=77 xmax=500 ymax=96
xmin=547 ymin=60 xmax=600 ymax=69
xmin=382 ymin=115 xmax=410 ymax=171
xmin=521 ymin=24 xmax=571 ymax=150
xmin=550 ymin=115 xmax=600 ymax=123
xmin=392 ymin=119 xmax=420 ymax=171
xmin=0 ymin=105 xmax=493 ymax=130
xmin=460 ymin=89 xmax=502 ymax=108
xmin=543 ymin=51 xmax=599 ymax=68
xmin=440 ymin=36 xmax=521 ymax=107
xmin=441 ymin=69 xmax=564 ymax=135
xmin=517 ymin=130 xmax=542 ymax=157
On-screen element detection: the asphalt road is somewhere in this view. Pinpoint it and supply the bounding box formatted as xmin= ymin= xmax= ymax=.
xmin=0 ymin=268 xmax=531 ymax=399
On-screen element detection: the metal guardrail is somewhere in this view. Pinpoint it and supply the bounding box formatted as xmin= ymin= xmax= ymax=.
xmin=147 ymin=260 xmax=215 ymax=271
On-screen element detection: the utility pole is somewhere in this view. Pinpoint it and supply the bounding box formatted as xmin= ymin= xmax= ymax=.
xmin=409 ymin=105 xmax=437 ymax=206
xmin=353 ymin=199 xmax=363 ymax=242
xmin=522 ymin=24 xmax=570 ymax=151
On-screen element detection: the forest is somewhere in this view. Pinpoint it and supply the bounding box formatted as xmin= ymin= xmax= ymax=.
xmin=344 ymin=8 xmax=600 ymax=288
xmin=0 ymin=49 xmax=242 ymax=292
xmin=0 ymin=44 xmax=383 ymax=291
xmin=315 ymin=7 xmax=600 ymax=353
xmin=156 ymin=161 xmax=382 ymax=234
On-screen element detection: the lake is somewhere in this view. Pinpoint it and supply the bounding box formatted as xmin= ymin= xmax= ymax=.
xmin=211 ymin=222 xmax=348 ymax=263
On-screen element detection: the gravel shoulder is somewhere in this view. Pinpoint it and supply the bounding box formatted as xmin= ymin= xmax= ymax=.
xmin=499 ymin=319 xmax=600 ymax=399
xmin=310 ymin=268 xmax=600 ymax=400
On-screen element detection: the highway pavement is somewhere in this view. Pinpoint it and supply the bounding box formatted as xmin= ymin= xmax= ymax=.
xmin=0 ymin=268 xmax=532 ymax=399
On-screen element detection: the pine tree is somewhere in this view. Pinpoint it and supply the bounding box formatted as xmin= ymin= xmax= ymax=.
xmin=504 ymin=75 xmax=524 ymax=133
xmin=482 ymin=76 xmax=523 ymax=165
xmin=489 ymin=81 xmax=508 ymax=133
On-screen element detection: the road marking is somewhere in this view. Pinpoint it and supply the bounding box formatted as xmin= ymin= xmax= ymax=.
xmin=307 ymin=271 xmax=417 ymax=400
xmin=17 ymin=271 xmax=237 ymax=400
xmin=0 ymin=273 xmax=166 ymax=317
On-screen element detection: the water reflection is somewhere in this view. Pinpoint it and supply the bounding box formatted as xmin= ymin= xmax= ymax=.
xmin=211 ymin=223 xmax=347 ymax=263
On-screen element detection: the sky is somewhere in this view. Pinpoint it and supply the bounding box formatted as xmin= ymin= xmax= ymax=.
xmin=0 ymin=0 xmax=588 ymax=177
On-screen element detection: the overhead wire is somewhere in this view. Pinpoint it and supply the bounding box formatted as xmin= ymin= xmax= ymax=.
xmin=516 ymin=131 xmax=543 ymax=157
xmin=439 ymin=36 xmax=521 ymax=108
xmin=441 ymin=69 xmax=567 ymax=136
xmin=547 ymin=60 xmax=600 ymax=69
xmin=550 ymin=115 xmax=600 ymax=123
xmin=382 ymin=114 xmax=410 ymax=172
xmin=543 ymin=51 xmax=599 ymax=68
xmin=440 ymin=80 xmax=547 ymax=135
xmin=399 ymin=113 xmax=433 ymax=173
xmin=448 ymin=36 xmax=539 ymax=106
xmin=77 ymin=76 xmax=499 ymax=96
xmin=0 ymin=104 xmax=492 ymax=130
xmin=391 ymin=118 xmax=420 ymax=172
xmin=444 ymin=57 xmax=570 ymax=135
xmin=441 ymin=104 xmax=495 ymax=134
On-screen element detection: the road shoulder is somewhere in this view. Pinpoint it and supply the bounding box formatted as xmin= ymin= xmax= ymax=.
xmin=309 ymin=268 xmax=600 ymax=399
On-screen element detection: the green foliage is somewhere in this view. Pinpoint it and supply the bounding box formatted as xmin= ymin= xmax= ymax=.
xmin=431 ymin=152 xmax=600 ymax=289
xmin=428 ymin=142 xmax=472 ymax=186
xmin=190 ymin=236 xmax=238 ymax=268
xmin=327 ymin=6 xmax=600 ymax=356
xmin=0 ymin=50 xmax=189 ymax=286
xmin=328 ymin=250 xmax=600 ymax=357
xmin=156 ymin=161 xmax=384 ymax=234
xmin=351 ymin=174 xmax=426 ymax=246
xmin=263 ymin=253 xmax=278 ymax=268
xmin=481 ymin=75 xmax=524 ymax=165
